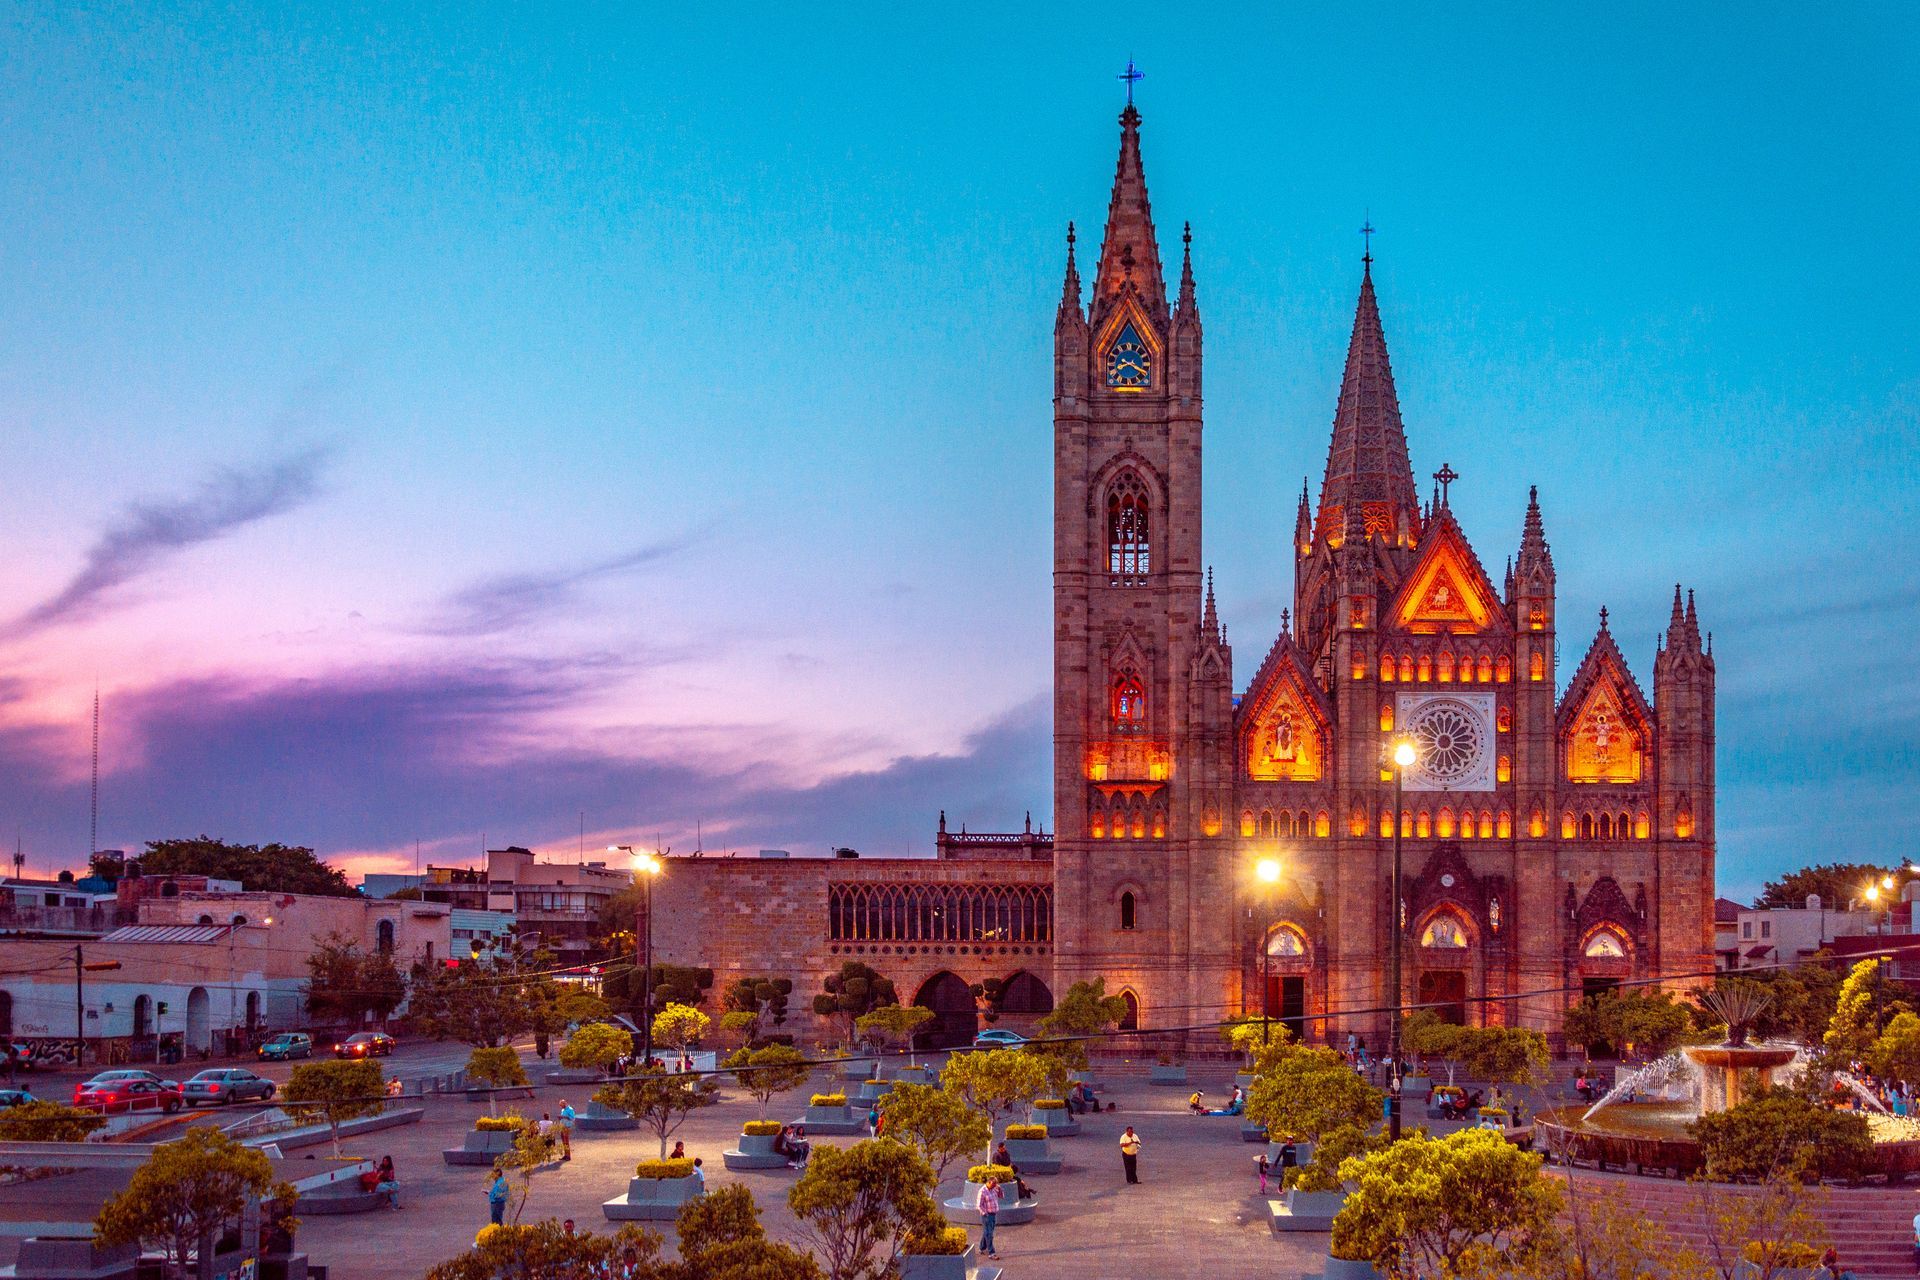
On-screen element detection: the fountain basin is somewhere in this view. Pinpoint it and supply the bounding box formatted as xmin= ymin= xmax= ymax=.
xmin=1537 ymin=1103 xmax=1920 ymax=1180
xmin=1681 ymin=1044 xmax=1798 ymax=1113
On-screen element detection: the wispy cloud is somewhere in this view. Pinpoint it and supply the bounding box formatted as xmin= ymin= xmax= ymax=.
xmin=424 ymin=535 xmax=702 ymax=637
xmin=5 ymin=448 xmax=330 ymax=637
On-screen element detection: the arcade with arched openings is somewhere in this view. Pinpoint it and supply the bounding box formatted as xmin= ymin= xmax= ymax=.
xmin=912 ymin=972 xmax=977 ymax=1049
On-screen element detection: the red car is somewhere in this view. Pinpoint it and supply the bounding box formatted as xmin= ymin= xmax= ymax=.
xmin=74 ymin=1071 xmax=182 ymax=1114
xmin=333 ymin=1032 xmax=394 ymax=1059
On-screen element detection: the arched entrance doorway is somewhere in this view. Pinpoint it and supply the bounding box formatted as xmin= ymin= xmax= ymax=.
xmin=244 ymin=991 xmax=261 ymax=1033
xmin=1000 ymin=971 xmax=1053 ymax=1018
xmin=185 ymin=987 xmax=211 ymax=1054
xmin=132 ymin=994 xmax=152 ymax=1040
xmin=1415 ymin=909 xmax=1474 ymax=1025
xmin=913 ymin=972 xmax=977 ymax=1049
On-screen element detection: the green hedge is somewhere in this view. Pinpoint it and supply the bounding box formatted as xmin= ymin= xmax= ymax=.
xmin=473 ymin=1116 xmax=522 ymax=1133
xmin=809 ymin=1092 xmax=847 ymax=1108
xmin=742 ymin=1120 xmax=783 ymax=1136
xmin=904 ymin=1226 xmax=971 ymax=1256
xmin=633 ymin=1158 xmax=696 ymax=1179
xmin=966 ymin=1163 xmax=1015 ymax=1185
xmin=1004 ymin=1124 xmax=1047 ymax=1141
xmin=1033 ymin=1098 xmax=1066 ymax=1110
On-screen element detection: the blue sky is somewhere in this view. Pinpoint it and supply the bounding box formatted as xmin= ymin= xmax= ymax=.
xmin=0 ymin=4 xmax=1914 ymax=898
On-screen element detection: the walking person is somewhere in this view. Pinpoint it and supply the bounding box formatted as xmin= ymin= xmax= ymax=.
xmin=557 ymin=1100 xmax=575 ymax=1160
xmin=868 ymin=1102 xmax=880 ymax=1136
xmin=1119 ymin=1125 xmax=1142 ymax=1184
xmin=486 ymin=1171 xmax=508 ymax=1226
xmin=1256 ymin=1152 xmax=1271 ymax=1195
xmin=975 ymin=1174 xmax=1001 ymax=1260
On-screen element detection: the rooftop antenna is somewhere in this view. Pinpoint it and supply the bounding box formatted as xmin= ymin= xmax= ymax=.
xmin=89 ymin=686 xmax=100 ymax=859
xmin=12 ymin=835 xmax=22 ymax=881
xmin=695 ymin=819 xmax=704 ymax=857
xmin=580 ymin=811 xmax=585 ymax=862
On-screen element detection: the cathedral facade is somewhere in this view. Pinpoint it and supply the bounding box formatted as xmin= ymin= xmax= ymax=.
xmin=654 ymin=102 xmax=1717 ymax=1050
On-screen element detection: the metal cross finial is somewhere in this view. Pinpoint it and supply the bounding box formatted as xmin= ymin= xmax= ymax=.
xmin=1118 ymin=59 xmax=1144 ymax=105
xmin=1360 ymin=217 xmax=1375 ymax=266
xmin=1434 ymin=462 xmax=1458 ymax=506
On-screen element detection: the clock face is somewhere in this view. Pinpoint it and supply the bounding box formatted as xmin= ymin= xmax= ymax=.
xmin=1106 ymin=321 xmax=1151 ymax=390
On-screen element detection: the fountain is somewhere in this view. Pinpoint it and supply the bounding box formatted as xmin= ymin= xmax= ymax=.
xmin=1537 ymin=985 xmax=1920 ymax=1178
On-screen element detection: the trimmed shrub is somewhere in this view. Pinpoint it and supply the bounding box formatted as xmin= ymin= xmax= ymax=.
xmin=809 ymin=1092 xmax=847 ymax=1108
xmin=1033 ymin=1098 xmax=1066 ymax=1110
xmin=474 ymin=1224 xmax=507 ymax=1248
xmin=474 ymin=1115 xmax=522 ymax=1133
xmin=1743 ymin=1242 xmax=1821 ymax=1268
xmin=742 ymin=1120 xmax=783 ymax=1136
xmin=633 ymin=1158 xmax=696 ymax=1179
xmin=1004 ymin=1124 xmax=1048 ymax=1141
xmin=904 ymin=1225 xmax=971 ymax=1256
xmin=966 ymin=1163 xmax=1015 ymax=1185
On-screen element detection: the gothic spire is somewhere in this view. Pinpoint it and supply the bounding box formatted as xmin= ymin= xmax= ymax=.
xmin=1091 ymin=102 xmax=1167 ymax=326
xmin=1315 ymin=262 xmax=1418 ymax=544
xmin=1201 ymin=566 xmax=1220 ymax=641
xmin=1059 ymin=222 xmax=1082 ymax=317
xmin=1177 ymin=221 xmax=1197 ymax=315
xmin=1516 ymin=484 xmax=1555 ymax=583
xmin=1294 ymin=478 xmax=1313 ymax=555
xmin=1668 ymin=583 xmax=1686 ymax=634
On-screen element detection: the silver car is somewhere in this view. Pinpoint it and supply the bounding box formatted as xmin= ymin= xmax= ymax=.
xmin=181 ymin=1068 xmax=276 ymax=1106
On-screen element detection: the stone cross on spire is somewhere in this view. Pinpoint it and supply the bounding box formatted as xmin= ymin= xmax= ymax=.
xmin=1117 ymin=58 xmax=1143 ymax=105
xmin=1434 ymin=462 xmax=1458 ymax=507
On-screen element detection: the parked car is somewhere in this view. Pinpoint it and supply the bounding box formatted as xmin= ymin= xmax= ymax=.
xmin=0 ymin=1089 xmax=35 ymax=1107
xmin=972 ymin=1029 xmax=1028 ymax=1049
xmin=72 ymin=1070 xmax=168 ymax=1105
xmin=333 ymin=1032 xmax=395 ymax=1059
xmin=75 ymin=1075 xmax=182 ymax=1114
xmin=5 ymin=1043 xmax=37 ymax=1072
xmin=257 ymin=1033 xmax=314 ymax=1061
xmin=182 ymin=1068 xmax=276 ymax=1107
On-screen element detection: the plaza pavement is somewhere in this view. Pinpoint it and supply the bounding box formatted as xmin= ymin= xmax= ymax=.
xmin=293 ymin=1061 xmax=1333 ymax=1279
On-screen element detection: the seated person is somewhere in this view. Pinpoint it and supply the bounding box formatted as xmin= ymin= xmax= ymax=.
xmin=1187 ymin=1091 xmax=1207 ymax=1115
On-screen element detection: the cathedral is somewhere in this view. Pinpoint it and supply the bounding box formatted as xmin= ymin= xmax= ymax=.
xmin=654 ymin=101 xmax=1717 ymax=1050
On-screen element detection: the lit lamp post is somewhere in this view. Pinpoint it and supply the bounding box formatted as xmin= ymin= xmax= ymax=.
xmin=1256 ymin=857 xmax=1283 ymax=1046
xmin=612 ymin=845 xmax=665 ymax=1066
xmin=1387 ymin=736 xmax=1418 ymax=1142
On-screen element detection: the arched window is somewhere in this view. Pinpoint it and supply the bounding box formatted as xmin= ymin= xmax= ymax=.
xmin=1478 ymin=656 xmax=1494 ymax=682
xmin=1496 ymin=656 xmax=1513 ymax=682
xmin=1584 ymin=930 xmax=1628 ymax=959
xmin=1380 ymin=809 xmax=1393 ymax=837
xmin=1417 ymin=654 xmax=1432 ymax=682
xmin=1112 ymin=671 xmax=1146 ymax=731
xmin=1380 ymin=654 xmax=1395 ymax=682
xmin=1118 ymin=990 xmax=1140 ymax=1031
xmin=1497 ymin=705 xmax=1512 ymax=733
xmin=1497 ymin=754 xmax=1512 ymax=783
xmin=1438 ymin=651 xmax=1454 ymax=682
xmin=1421 ymin=914 xmax=1469 ymax=949
xmin=1107 ymin=473 xmax=1151 ymax=586
xmin=1400 ymin=653 xmax=1414 ymax=682
xmin=1499 ymin=811 xmax=1513 ymax=839
xmin=1479 ymin=811 xmax=1494 ymax=839
xmin=1581 ymin=813 xmax=1597 ymax=840
xmin=1091 ymin=805 xmax=1107 ymax=839
xmin=1350 ymin=805 xmax=1368 ymax=836
xmin=1635 ymin=811 xmax=1650 ymax=840
xmin=1240 ymin=810 xmax=1255 ymax=838
xmin=1119 ymin=892 xmax=1137 ymax=931
xmin=1530 ymin=652 xmax=1546 ymax=682
xmin=376 ymin=919 xmax=396 ymax=955
xmin=1379 ymin=703 xmax=1394 ymax=731
xmin=1561 ymin=811 xmax=1576 ymax=839
xmin=1259 ymin=809 xmax=1275 ymax=839
xmin=1315 ymin=810 xmax=1330 ymax=838
xmin=1437 ymin=808 xmax=1456 ymax=838
xmin=1266 ymin=924 xmax=1308 ymax=958
xmin=1151 ymin=807 xmax=1166 ymax=839
xmin=1416 ymin=810 xmax=1431 ymax=838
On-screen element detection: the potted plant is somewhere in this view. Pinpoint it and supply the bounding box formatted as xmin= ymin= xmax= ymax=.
xmin=723 ymin=1043 xmax=812 ymax=1168
xmin=941 ymin=1163 xmax=1036 ymax=1226
xmin=549 ymin=1022 xmax=626 ymax=1085
xmin=443 ymin=1113 xmax=524 ymax=1167
xmin=856 ymin=1004 xmax=935 ymax=1082
xmin=794 ymin=1091 xmax=863 ymax=1135
xmin=900 ymin=1225 xmax=976 ymax=1280
xmin=1002 ymin=1122 xmax=1062 ymax=1175
xmin=1029 ymin=1097 xmax=1079 ymax=1137
xmin=602 ymin=1156 xmax=704 ymax=1222
xmin=1149 ymin=1053 xmax=1187 ymax=1086
xmin=463 ymin=1047 xmax=533 ymax=1110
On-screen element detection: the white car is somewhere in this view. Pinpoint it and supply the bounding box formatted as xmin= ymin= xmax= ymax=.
xmin=972 ymin=1029 xmax=1027 ymax=1049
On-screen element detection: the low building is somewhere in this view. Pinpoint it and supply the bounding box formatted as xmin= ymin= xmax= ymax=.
xmin=483 ymin=846 xmax=629 ymax=963
xmin=1729 ymin=894 xmax=1881 ymax=970
xmin=1713 ymin=896 xmax=1743 ymax=971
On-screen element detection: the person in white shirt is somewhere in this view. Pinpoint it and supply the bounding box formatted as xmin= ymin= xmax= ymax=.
xmin=975 ymin=1175 xmax=1001 ymax=1259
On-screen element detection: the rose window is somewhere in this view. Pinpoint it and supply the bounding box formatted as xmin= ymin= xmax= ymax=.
xmin=1409 ymin=703 xmax=1483 ymax=783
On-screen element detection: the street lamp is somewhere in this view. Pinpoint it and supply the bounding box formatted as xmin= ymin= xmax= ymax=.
xmin=613 ymin=846 xmax=665 ymax=1066
xmin=1387 ymin=736 xmax=1418 ymax=1142
xmin=1256 ymin=857 xmax=1283 ymax=1046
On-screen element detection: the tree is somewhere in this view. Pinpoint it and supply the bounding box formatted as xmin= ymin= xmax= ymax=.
xmin=1869 ymin=1010 xmax=1920 ymax=1086
xmin=813 ymin=962 xmax=898 ymax=1043
xmin=1402 ymin=1011 xmax=1467 ymax=1080
xmin=1560 ymin=990 xmax=1692 ymax=1060
xmin=1331 ymin=1127 xmax=1562 ymax=1279
xmin=855 ymin=1005 xmax=933 ymax=1067
xmin=408 ymin=955 xmax=540 ymax=1047
xmin=466 ymin=1047 xmax=530 ymax=1116
xmin=0 ymin=1100 xmax=106 ymax=1143
xmin=1688 ymin=1085 xmax=1872 ymax=1183
xmin=673 ymin=1184 xmax=824 ymax=1280
xmin=133 ymin=836 xmax=356 ymax=897
xmin=94 ymin=1129 xmax=295 ymax=1280
xmin=1221 ymin=1015 xmax=1293 ymax=1066
xmin=594 ymin=1063 xmax=719 ymax=1158
xmin=1757 ymin=863 xmax=1896 ymax=911
xmin=723 ymin=1044 xmax=813 ymax=1119
xmin=877 ymin=1082 xmax=992 ymax=1184
xmin=1459 ymin=1027 xmax=1551 ymax=1094
xmin=604 ymin=963 xmax=715 ymax=1022
xmin=1245 ymin=1046 xmax=1382 ymax=1144
xmin=1033 ymin=978 xmax=1131 ymax=1072
xmin=303 ymin=934 xmax=408 ymax=1028
xmin=424 ymin=1221 xmax=665 ymax=1280
xmin=1736 ymin=961 xmax=1843 ymax=1045
xmin=939 ymin=1048 xmax=1061 ymax=1164
xmin=282 ymin=1060 xmax=385 ymax=1156
xmin=495 ymin=1120 xmax=563 ymax=1225
xmin=652 ymin=1002 xmax=711 ymax=1062
xmin=1823 ymin=957 xmax=1885 ymax=1063
xmin=787 ymin=1140 xmax=943 ymax=1280
xmin=559 ymin=1023 xmax=630 ymax=1074
xmin=722 ymin=976 xmax=794 ymax=1044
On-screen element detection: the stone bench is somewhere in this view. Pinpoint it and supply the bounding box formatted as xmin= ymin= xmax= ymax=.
xmin=576 ymin=1100 xmax=638 ymax=1132
xmin=444 ymin=1128 xmax=517 ymax=1166
xmin=790 ymin=1104 xmax=864 ymax=1136
xmin=1240 ymin=1121 xmax=1267 ymax=1143
xmin=853 ymin=1078 xmax=894 ymax=1104
xmin=1267 ymin=1188 xmax=1347 ymax=1233
xmin=1029 ymin=1107 xmax=1078 ymax=1137
xmin=295 ymin=1180 xmax=389 ymax=1216
xmin=1004 ymin=1135 xmax=1063 ymax=1175
xmin=722 ymin=1132 xmax=790 ymax=1171
xmin=3 ymin=1237 xmax=140 ymax=1280
xmin=603 ymin=1174 xmax=703 ymax=1221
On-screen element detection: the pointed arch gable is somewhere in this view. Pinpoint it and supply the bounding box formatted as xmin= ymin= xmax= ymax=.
xmin=1091 ymin=293 xmax=1163 ymax=367
xmin=1236 ymin=634 xmax=1332 ymax=782
xmin=1557 ymin=629 xmax=1653 ymax=783
xmin=1385 ymin=516 xmax=1508 ymax=635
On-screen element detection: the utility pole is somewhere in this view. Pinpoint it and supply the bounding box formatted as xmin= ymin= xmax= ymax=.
xmin=73 ymin=946 xmax=121 ymax=1069
xmin=1387 ymin=738 xmax=1417 ymax=1142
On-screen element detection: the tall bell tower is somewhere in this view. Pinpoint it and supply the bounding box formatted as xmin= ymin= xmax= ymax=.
xmin=1052 ymin=100 xmax=1231 ymax=1032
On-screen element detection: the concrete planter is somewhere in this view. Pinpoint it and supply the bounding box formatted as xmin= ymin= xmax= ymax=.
xmin=1240 ymin=1121 xmax=1269 ymax=1143
xmin=1400 ymin=1074 xmax=1432 ymax=1097
xmin=1004 ymin=1136 xmax=1063 ymax=1175
xmin=854 ymin=1077 xmax=894 ymax=1103
xmin=1266 ymin=1140 xmax=1315 ymax=1170
xmin=577 ymin=1099 xmax=638 ymax=1132
xmin=838 ymin=1057 xmax=878 ymax=1082
xmin=723 ymin=1131 xmax=789 ymax=1171
xmin=1312 ymin=1257 xmax=1384 ymax=1280
xmin=603 ymin=1173 xmax=704 ymax=1221
xmin=1029 ymin=1106 xmax=1078 ymax=1137
xmin=1148 ymin=1064 xmax=1187 ymax=1085
xmin=544 ymin=1066 xmax=601 ymax=1085
xmin=899 ymin=1245 xmax=978 ymax=1280
xmin=9 ymin=1237 xmax=140 ymax=1280
xmin=943 ymin=1180 xmax=1037 ymax=1226
xmin=794 ymin=1104 xmax=864 ymax=1135
xmin=1235 ymin=1071 xmax=1257 ymax=1093
xmin=890 ymin=1064 xmax=934 ymax=1085
xmin=1269 ymin=1187 xmax=1348 ymax=1232
xmin=443 ymin=1126 xmax=518 ymax=1166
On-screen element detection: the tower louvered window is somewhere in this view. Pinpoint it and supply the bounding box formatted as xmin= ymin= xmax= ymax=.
xmin=1107 ymin=473 xmax=1151 ymax=585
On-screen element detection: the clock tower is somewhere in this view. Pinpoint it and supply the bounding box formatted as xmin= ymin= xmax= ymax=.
xmin=1052 ymin=102 xmax=1236 ymax=1032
